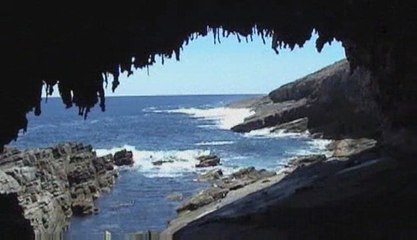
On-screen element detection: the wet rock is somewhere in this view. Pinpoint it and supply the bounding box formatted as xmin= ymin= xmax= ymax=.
xmin=114 ymin=149 xmax=134 ymax=166
xmin=195 ymin=155 xmax=220 ymax=168
xmin=198 ymin=169 xmax=223 ymax=182
xmin=166 ymin=192 xmax=184 ymax=202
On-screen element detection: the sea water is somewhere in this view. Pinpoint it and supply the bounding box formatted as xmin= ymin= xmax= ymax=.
xmin=11 ymin=95 xmax=330 ymax=240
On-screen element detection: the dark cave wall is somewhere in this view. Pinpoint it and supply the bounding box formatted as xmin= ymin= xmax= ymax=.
xmin=0 ymin=193 xmax=34 ymax=239
xmin=1 ymin=1 xmax=416 ymax=156
xmin=344 ymin=40 xmax=417 ymax=157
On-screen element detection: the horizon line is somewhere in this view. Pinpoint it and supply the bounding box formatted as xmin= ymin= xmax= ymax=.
xmin=43 ymin=93 xmax=266 ymax=98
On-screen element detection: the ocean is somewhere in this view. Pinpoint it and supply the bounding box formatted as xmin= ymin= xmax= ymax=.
xmin=11 ymin=95 xmax=330 ymax=240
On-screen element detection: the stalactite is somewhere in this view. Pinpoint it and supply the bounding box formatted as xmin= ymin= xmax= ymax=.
xmin=174 ymin=48 xmax=180 ymax=61
xmin=272 ymin=32 xmax=280 ymax=54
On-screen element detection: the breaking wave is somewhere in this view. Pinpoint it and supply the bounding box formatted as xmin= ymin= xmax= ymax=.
xmin=95 ymin=145 xmax=211 ymax=178
xmin=195 ymin=141 xmax=235 ymax=146
xmin=153 ymin=107 xmax=254 ymax=130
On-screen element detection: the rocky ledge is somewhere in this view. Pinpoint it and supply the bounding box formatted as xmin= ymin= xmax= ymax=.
xmin=0 ymin=142 xmax=133 ymax=239
xmin=229 ymin=59 xmax=381 ymax=139
xmin=177 ymin=167 xmax=276 ymax=214
xmin=161 ymin=138 xmax=417 ymax=239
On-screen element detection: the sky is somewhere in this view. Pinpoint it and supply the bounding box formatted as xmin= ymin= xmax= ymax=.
xmin=50 ymin=31 xmax=346 ymax=97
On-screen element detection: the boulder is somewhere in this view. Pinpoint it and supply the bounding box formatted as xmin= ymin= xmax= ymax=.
xmin=114 ymin=149 xmax=134 ymax=166
xmin=195 ymin=155 xmax=220 ymax=168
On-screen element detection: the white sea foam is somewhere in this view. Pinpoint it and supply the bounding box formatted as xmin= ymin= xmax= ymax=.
xmin=155 ymin=107 xmax=254 ymax=130
xmin=242 ymin=127 xmax=332 ymax=158
xmin=142 ymin=106 xmax=157 ymax=112
xmin=195 ymin=141 xmax=234 ymax=146
xmin=197 ymin=124 xmax=217 ymax=129
xmin=308 ymin=139 xmax=332 ymax=150
xmin=283 ymin=138 xmax=333 ymax=158
xmin=95 ymin=145 xmax=210 ymax=178
xmin=243 ymin=127 xmax=308 ymax=139
xmin=308 ymin=139 xmax=333 ymax=156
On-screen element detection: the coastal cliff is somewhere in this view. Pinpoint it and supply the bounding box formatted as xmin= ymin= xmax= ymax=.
xmin=0 ymin=143 xmax=132 ymax=239
xmin=161 ymin=60 xmax=416 ymax=239
xmin=230 ymin=59 xmax=381 ymax=139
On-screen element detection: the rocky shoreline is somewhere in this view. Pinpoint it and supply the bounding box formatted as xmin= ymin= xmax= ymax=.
xmin=162 ymin=137 xmax=417 ymax=239
xmin=0 ymin=142 xmax=133 ymax=239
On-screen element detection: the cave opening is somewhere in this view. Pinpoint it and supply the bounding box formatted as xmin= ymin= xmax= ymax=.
xmin=2 ymin=2 xmax=417 ymax=238
xmin=13 ymin=30 xmax=345 ymax=148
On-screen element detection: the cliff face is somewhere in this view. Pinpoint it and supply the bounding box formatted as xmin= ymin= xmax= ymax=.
xmin=0 ymin=143 xmax=119 ymax=239
xmin=231 ymin=60 xmax=381 ymax=139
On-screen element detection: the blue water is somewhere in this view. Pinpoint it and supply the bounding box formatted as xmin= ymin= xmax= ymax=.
xmin=11 ymin=95 xmax=328 ymax=240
